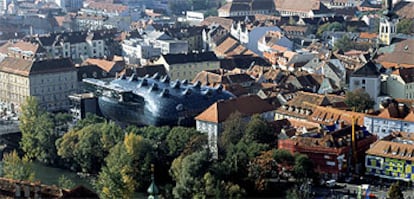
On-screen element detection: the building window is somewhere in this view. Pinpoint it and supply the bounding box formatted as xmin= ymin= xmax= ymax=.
xmin=362 ymin=79 xmax=365 ymax=84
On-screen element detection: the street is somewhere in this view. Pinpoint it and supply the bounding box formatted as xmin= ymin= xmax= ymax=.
xmin=311 ymin=182 xmax=414 ymax=199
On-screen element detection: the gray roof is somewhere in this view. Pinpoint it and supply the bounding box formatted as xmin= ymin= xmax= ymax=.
xmin=162 ymin=52 xmax=218 ymax=65
xmin=351 ymin=61 xmax=380 ymax=77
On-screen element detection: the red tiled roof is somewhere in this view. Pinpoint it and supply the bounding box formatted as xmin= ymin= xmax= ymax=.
xmin=367 ymin=140 xmax=414 ymax=162
xmin=195 ymin=95 xmax=275 ymax=123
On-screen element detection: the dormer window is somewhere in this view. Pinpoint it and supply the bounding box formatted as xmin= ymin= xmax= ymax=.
xmin=392 ymin=147 xmax=399 ymax=156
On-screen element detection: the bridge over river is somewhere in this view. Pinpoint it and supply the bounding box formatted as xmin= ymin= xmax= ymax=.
xmin=0 ymin=120 xmax=20 ymax=135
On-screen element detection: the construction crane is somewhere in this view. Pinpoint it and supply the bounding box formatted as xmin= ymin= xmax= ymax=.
xmin=302 ymin=102 xmax=359 ymax=174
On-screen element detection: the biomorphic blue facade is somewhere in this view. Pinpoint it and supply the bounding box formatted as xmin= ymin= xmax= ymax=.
xmin=83 ymin=73 xmax=234 ymax=126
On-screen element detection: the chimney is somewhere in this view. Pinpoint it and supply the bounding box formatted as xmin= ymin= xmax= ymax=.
xmin=398 ymin=103 xmax=406 ymax=117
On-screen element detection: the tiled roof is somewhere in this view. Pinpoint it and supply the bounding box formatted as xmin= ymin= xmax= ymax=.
xmin=86 ymin=2 xmax=128 ymax=13
xmin=376 ymin=39 xmax=414 ymax=66
xmin=195 ymin=95 xmax=275 ymax=123
xmin=395 ymin=1 xmax=414 ymax=19
xmin=281 ymin=25 xmax=308 ymax=33
xmin=359 ymin=32 xmax=378 ymax=39
xmin=192 ymin=69 xmax=227 ymax=86
xmin=162 ymin=52 xmax=218 ymax=65
xmin=290 ymin=125 xmax=372 ymax=149
xmin=214 ymin=36 xmax=239 ymax=55
xmin=84 ymin=58 xmax=125 ymax=73
xmin=351 ymin=60 xmax=380 ymax=77
xmin=366 ymin=140 xmax=414 ymax=162
xmin=309 ymin=106 xmax=365 ymax=126
xmin=276 ymin=91 xmax=328 ymax=114
xmin=201 ymin=17 xmax=234 ymax=31
xmin=275 ymin=0 xmax=329 ymax=12
xmin=0 ymin=57 xmax=75 ymax=77
xmin=192 ymin=69 xmax=254 ymax=87
xmin=0 ymin=40 xmax=40 ymax=56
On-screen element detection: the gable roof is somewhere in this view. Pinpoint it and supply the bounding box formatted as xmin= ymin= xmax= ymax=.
xmin=0 ymin=40 xmax=41 ymax=57
xmin=195 ymin=95 xmax=275 ymax=123
xmin=0 ymin=57 xmax=75 ymax=77
xmin=275 ymin=0 xmax=330 ymax=13
xmin=394 ymin=1 xmax=414 ymax=19
xmin=376 ymin=39 xmax=414 ymax=67
xmin=162 ymin=52 xmax=218 ymax=65
xmin=201 ymin=17 xmax=234 ymax=31
xmin=367 ymin=139 xmax=414 ymax=162
xmin=84 ymin=58 xmax=125 ymax=74
xmin=351 ymin=61 xmax=380 ymax=77
xmin=396 ymin=68 xmax=414 ymax=84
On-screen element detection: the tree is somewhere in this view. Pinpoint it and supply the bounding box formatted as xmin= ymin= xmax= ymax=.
xmin=19 ymin=97 xmax=59 ymax=165
xmin=387 ymin=182 xmax=404 ymax=199
xmin=2 ymin=150 xmax=35 ymax=181
xmin=273 ymin=149 xmax=294 ymax=165
xmin=334 ymin=35 xmax=354 ymax=51
xmin=73 ymin=113 xmax=105 ymax=131
xmin=344 ymin=89 xmax=375 ymax=112
xmin=219 ymin=112 xmax=245 ymax=151
xmin=95 ymin=133 xmax=154 ymax=199
xmin=397 ymin=18 xmax=414 ymax=34
xmin=58 ymin=175 xmax=75 ymax=190
xmin=247 ymin=150 xmax=278 ymax=191
xmin=244 ymin=115 xmax=273 ymax=145
xmin=166 ymin=127 xmax=200 ymax=157
xmin=317 ymin=22 xmax=344 ymax=36
xmin=170 ymin=150 xmax=211 ymax=199
xmin=293 ymin=153 xmax=314 ymax=180
xmin=286 ymin=185 xmax=308 ymax=199
xmin=215 ymin=137 xmax=268 ymax=195
xmin=273 ymin=149 xmax=295 ymax=179
xmin=56 ymin=122 xmax=123 ymax=173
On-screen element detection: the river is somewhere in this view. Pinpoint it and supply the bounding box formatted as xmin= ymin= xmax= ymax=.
xmin=0 ymin=161 xmax=94 ymax=190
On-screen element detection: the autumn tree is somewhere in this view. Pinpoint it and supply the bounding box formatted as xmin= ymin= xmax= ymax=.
xmin=247 ymin=150 xmax=278 ymax=191
xmin=95 ymin=133 xmax=154 ymax=199
xmin=345 ymin=89 xmax=375 ymax=112
xmin=2 ymin=150 xmax=35 ymax=181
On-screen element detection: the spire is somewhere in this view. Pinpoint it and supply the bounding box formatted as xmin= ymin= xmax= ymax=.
xmin=147 ymin=164 xmax=159 ymax=199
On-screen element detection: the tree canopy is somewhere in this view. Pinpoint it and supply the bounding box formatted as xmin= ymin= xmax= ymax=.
xmin=95 ymin=133 xmax=154 ymax=199
xmin=344 ymin=89 xmax=375 ymax=112
xmin=317 ymin=22 xmax=344 ymax=36
xmin=56 ymin=122 xmax=123 ymax=173
xmin=19 ymin=97 xmax=60 ymax=165
xmin=2 ymin=150 xmax=35 ymax=181
xmin=397 ymin=18 xmax=414 ymax=34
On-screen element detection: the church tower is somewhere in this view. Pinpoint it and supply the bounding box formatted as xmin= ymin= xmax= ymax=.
xmin=378 ymin=0 xmax=398 ymax=45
